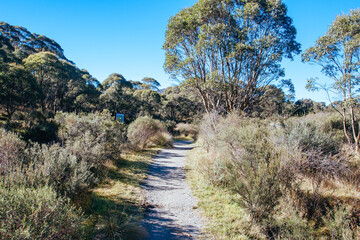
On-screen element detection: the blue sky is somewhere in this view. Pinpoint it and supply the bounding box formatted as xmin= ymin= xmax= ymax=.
xmin=0 ymin=0 xmax=359 ymax=102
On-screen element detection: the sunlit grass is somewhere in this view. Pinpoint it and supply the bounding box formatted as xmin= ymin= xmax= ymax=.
xmin=186 ymin=147 xmax=251 ymax=240
xmin=88 ymin=148 xmax=160 ymax=237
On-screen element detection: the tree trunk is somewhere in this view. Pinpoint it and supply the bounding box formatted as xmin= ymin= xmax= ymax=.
xmin=342 ymin=108 xmax=352 ymax=144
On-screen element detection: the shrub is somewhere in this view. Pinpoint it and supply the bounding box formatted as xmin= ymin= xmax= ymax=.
xmin=174 ymin=122 xmax=198 ymax=138
xmin=0 ymin=129 xmax=26 ymax=174
xmin=26 ymin=144 xmax=95 ymax=197
xmin=225 ymin=124 xmax=282 ymax=225
xmin=198 ymin=114 xmax=283 ymax=226
xmin=286 ymin=120 xmax=340 ymax=154
xmin=322 ymin=206 xmax=357 ymax=240
xmin=56 ymin=111 xmax=126 ymax=169
xmin=127 ymin=116 xmax=172 ymax=150
xmin=148 ymin=131 xmax=173 ymax=148
xmin=0 ymin=182 xmax=88 ymax=240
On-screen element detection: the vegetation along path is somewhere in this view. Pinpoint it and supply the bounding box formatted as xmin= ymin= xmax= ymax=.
xmin=142 ymin=140 xmax=204 ymax=239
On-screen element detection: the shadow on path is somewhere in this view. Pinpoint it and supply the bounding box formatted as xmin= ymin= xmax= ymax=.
xmin=142 ymin=140 xmax=203 ymax=240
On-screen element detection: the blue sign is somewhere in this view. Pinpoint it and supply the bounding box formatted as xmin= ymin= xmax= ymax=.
xmin=115 ymin=113 xmax=124 ymax=123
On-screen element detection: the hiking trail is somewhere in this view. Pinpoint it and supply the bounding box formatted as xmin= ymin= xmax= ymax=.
xmin=142 ymin=140 xmax=204 ymax=239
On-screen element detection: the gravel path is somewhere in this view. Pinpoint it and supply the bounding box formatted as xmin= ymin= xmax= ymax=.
xmin=142 ymin=140 xmax=204 ymax=240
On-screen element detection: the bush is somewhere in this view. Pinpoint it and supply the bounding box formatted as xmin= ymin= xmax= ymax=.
xmin=148 ymin=131 xmax=173 ymax=148
xmin=286 ymin=120 xmax=340 ymax=154
xmin=27 ymin=144 xmax=95 ymax=197
xmin=127 ymin=116 xmax=172 ymax=150
xmin=322 ymin=206 xmax=357 ymax=240
xmin=174 ymin=122 xmax=198 ymax=138
xmin=56 ymin=111 xmax=126 ymax=169
xmin=198 ymin=113 xmax=283 ymax=226
xmin=0 ymin=183 xmax=88 ymax=240
xmin=0 ymin=129 xmax=26 ymax=174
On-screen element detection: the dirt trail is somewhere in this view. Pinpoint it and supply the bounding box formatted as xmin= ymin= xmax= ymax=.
xmin=142 ymin=140 xmax=204 ymax=239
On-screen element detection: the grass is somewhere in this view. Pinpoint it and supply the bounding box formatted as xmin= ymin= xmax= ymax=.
xmin=186 ymin=146 xmax=252 ymax=240
xmin=86 ymin=148 xmax=160 ymax=238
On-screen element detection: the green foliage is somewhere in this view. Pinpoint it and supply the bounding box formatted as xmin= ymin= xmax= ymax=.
xmin=24 ymin=143 xmax=95 ymax=197
xmin=22 ymin=119 xmax=58 ymax=144
xmin=286 ymin=120 xmax=340 ymax=154
xmin=0 ymin=64 xmax=41 ymax=120
xmin=133 ymin=89 xmax=161 ymax=117
xmin=0 ymin=182 xmax=88 ymax=240
xmin=141 ymin=77 xmax=160 ymax=91
xmin=322 ymin=206 xmax=355 ymax=240
xmin=100 ymin=85 xmax=141 ymax=123
xmin=0 ymin=21 xmax=68 ymax=61
xmin=164 ymin=0 xmax=300 ymax=113
xmin=56 ymin=111 xmax=126 ymax=168
xmin=102 ymin=73 xmax=132 ymax=90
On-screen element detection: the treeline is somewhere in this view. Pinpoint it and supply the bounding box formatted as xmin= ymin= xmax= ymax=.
xmin=0 ymin=23 xmax=203 ymax=136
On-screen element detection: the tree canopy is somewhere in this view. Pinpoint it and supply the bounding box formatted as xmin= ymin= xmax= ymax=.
xmin=164 ymin=0 xmax=300 ymax=113
xmin=0 ymin=21 xmax=69 ymax=61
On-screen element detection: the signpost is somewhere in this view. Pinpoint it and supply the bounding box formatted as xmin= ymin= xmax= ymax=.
xmin=115 ymin=113 xmax=124 ymax=123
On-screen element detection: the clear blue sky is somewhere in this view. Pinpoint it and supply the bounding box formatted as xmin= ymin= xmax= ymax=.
xmin=0 ymin=0 xmax=359 ymax=102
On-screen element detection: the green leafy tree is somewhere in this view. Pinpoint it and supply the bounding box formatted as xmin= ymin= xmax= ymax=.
xmin=23 ymin=52 xmax=86 ymax=113
xmin=161 ymin=86 xmax=203 ymax=122
xmin=0 ymin=64 xmax=41 ymax=120
xmin=0 ymin=21 xmax=69 ymax=61
xmin=100 ymin=85 xmax=140 ymax=123
xmin=102 ymin=73 xmax=133 ymax=90
xmin=164 ymin=0 xmax=300 ymax=114
xmin=141 ymin=77 xmax=161 ymax=91
xmin=72 ymin=69 xmax=101 ymax=112
xmin=133 ymin=89 xmax=162 ymax=117
xmin=302 ymin=10 xmax=360 ymax=150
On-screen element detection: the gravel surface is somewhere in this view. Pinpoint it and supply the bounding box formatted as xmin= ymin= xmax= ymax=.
xmin=142 ymin=140 xmax=204 ymax=240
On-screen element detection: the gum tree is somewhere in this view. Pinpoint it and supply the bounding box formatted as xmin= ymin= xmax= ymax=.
xmin=164 ymin=0 xmax=300 ymax=113
xmin=302 ymin=10 xmax=360 ymax=151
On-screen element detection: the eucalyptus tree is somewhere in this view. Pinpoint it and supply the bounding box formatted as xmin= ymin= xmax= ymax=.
xmin=23 ymin=52 xmax=86 ymax=113
xmin=0 ymin=21 xmax=69 ymax=61
xmin=164 ymin=0 xmax=300 ymax=113
xmin=141 ymin=77 xmax=161 ymax=91
xmin=133 ymin=89 xmax=162 ymax=117
xmin=100 ymin=84 xmax=140 ymax=123
xmin=72 ymin=69 xmax=101 ymax=112
xmin=102 ymin=73 xmax=133 ymax=90
xmin=0 ymin=64 xmax=41 ymax=120
xmin=302 ymin=10 xmax=360 ymax=150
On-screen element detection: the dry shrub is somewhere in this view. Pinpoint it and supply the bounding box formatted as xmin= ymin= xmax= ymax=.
xmin=0 ymin=129 xmax=26 ymax=174
xmin=127 ymin=116 xmax=172 ymax=150
xmin=148 ymin=131 xmax=173 ymax=148
xmin=175 ymin=122 xmax=198 ymax=138
xmin=196 ymin=112 xmax=359 ymax=239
